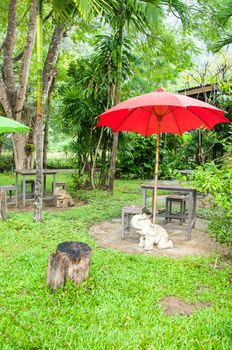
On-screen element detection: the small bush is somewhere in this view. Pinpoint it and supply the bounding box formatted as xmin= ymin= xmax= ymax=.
xmin=46 ymin=157 xmax=74 ymax=169
xmin=191 ymin=162 xmax=232 ymax=247
xmin=0 ymin=154 xmax=14 ymax=172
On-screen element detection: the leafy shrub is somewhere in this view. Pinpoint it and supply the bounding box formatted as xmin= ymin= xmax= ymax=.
xmin=191 ymin=162 xmax=232 ymax=247
xmin=116 ymin=134 xmax=156 ymax=179
xmin=46 ymin=156 xmax=74 ymax=169
xmin=116 ymin=133 xmax=196 ymax=179
xmin=0 ymin=154 xmax=14 ymax=172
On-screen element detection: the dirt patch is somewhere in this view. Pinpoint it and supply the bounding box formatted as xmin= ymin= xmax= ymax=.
xmin=89 ymin=218 xmax=224 ymax=258
xmin=160 ymin=296 xmax=211 ymax=316
xmin=8 ymin=199 xmax=89 ymax=212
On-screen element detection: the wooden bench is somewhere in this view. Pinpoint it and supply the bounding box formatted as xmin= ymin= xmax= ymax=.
xmin=122 ymin=205 xmax=146 ymax=239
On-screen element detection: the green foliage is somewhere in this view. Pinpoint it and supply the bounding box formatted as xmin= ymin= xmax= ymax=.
xmin=116 ymin=133 xmax=156 ymax=179
xmin=0 ymin=176 xmax=232 ymax=348
xmin=117 ymin=133 xmax=197 ymax=180
xmin=0 ymin=154 xmax=14 ymax=172
xmin=46 ymin=157 xmax=74 ymax=169
xmin=191 ymin=162 xmax=232 ymax=246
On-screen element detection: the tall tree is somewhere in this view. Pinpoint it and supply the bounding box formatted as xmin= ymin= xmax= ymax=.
xmin=107 ymin=0 xmax=189 ymax=193
xmin=33 ymin=0 xmax=115 ymax=221
xmin=0 ymin=0 xmax=37 ymax=169
xmin=34 ymin=0 xmax=77 ymax=222
xmin=0 ymin=1 xmax=72 ymax=170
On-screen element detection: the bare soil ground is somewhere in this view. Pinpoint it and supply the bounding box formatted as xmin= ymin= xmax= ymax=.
xmin=89 ymin=194 xmax=226 ymax=258
xmin=160 ymin=296 xmax=211 ymax=316
xmin=89 ymin=218 xmax=223 ymax=258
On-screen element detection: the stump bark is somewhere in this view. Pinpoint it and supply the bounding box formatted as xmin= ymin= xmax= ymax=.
xmin=0 ymin=190 xmax=7 ymax=220
xmin=46 ymin=241 xmax=92 ymax=292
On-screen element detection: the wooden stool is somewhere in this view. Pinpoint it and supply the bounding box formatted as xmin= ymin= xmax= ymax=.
xmin=165 ymin=195 xmax=187 ymax=225
xmin=0 ymin=185 xmax=17 ymax=207
xmin=122 ymin=205 xmax=146 ymax=239
xmin=52 ymin=182 xmax=66 ymax=191
xmin=21 ymin=179 xmax=35 ymax=196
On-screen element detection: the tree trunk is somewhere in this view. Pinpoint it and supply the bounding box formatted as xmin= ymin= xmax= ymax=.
xmin=34 ymin=0 xmax=43 ymax=222
xmin=108 ymin=132 xmax=119 ymax=192
xmin=0 ymin=0 xmax=36 ymax=169
xmin=108 ymin=2 xmax=124 ymax=193
xmin=12 ymin=133 xmax=28 ymax=170
xmin=46 ymin=241 xmax=92 ymax=292
xmin=43 ymin=113 xmax=49 ymax=169
xmin=91 ymin=126 xmax=104 ymax=189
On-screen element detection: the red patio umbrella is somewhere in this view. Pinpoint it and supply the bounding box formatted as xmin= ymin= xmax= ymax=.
xmin=96 ymin=88 xmax=230 ymax=224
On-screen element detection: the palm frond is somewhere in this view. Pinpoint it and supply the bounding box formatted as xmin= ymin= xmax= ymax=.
xmin=75 ymin=0 xmax=116 ymax=19
xmin=216 ymin=0 xmax=232 ymax=25
xmin=50 ymin=0 xmax=77 ymax=22
xmin=213 ymin=31 xmax=232 ymax=52
xmin=163 ymin=0 xmax=189 ymax=28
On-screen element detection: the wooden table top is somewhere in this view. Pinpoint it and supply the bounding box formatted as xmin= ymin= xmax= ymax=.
xmin=141 ymin=180 xmax=196 ymax=192
xmin=15 ymin=169 xmax=57 ymax=175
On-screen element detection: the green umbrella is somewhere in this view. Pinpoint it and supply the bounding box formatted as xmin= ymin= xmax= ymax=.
xmin=0 ymin=116 xmax=30 ymax=134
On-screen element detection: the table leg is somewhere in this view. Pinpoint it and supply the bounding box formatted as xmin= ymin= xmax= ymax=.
xmin=142 ymin=188 xmax=146 ymax=209
xmin=43 ymin=174 xmax=46 ymax=195
xmin=192 ymin=190 xmax=197 ymax=228
xmin=187 ymin=191 xmax=193 ymax=240
xmin=52 ymin=174 xmax=56 ymax=197
xmin=15 ymin=173 xmax=18 ymax=208
xmin=121 ymin=209 xmax=125 ymax=240
xmin=22 ymin=176 xmax=26 ymax=208
xmin=152 ymin=190 xmax=154 ymax=218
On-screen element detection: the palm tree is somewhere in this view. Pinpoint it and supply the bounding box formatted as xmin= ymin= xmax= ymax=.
xmin=58 ymin=33 xmax=134 ymax=188
xmin=107 ymin=0 xmax=189 ymax=193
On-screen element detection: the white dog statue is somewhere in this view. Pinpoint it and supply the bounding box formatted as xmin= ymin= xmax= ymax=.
xmin=131 ymin=214 xmax=173 ymax=250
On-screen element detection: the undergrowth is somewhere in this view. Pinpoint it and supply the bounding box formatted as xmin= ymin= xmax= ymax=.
xmin=0 ymin=176 xmax=231 ymax=349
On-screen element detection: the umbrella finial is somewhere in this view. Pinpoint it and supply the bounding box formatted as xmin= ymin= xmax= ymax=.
xmin=156 ymin=87 xmax=164 ymax=92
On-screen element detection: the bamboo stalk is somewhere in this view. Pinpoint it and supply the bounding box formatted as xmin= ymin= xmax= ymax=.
xmin=152 ymin=117 xmax=161 ymax=224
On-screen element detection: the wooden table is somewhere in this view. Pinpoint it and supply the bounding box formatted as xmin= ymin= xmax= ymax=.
xmin=141 ymin=181 xmax=197 ymax=240
xmin=15 ymin=169 xmax=57 ymax=207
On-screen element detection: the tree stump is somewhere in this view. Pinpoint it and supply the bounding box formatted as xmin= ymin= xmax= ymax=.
xmin=46 ymin=241 xmax=92 ymax=292
xmin=0 ymin=190 xmax=8 ymax=220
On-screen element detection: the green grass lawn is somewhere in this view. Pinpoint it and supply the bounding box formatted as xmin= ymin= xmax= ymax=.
xmin=0 ymin=174 xmax=231 ymax=349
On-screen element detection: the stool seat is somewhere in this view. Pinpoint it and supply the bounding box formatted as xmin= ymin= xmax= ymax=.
xmin=165 ymin=195 xmax=187 ymax=225
xmin=122 ymin=205 xmax=146 ymax=239
xmin=52 ymin=182 xmax=66 ymax=191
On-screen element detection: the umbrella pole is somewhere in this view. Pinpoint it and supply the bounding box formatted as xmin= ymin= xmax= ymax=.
xmin=152 ymin=118 xmax=161 ymax=224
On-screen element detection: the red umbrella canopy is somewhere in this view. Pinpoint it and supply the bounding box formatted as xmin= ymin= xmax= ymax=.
xmin=97 ymin=88 xmax=230 ymax=135
xmin=96 ymin=88 xmax=230 ymax=225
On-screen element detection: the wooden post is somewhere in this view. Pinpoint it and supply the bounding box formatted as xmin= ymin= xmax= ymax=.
xmin=152 ymin=117 xmax=162 ymax=224
xmin=0 ymin=190 xmax=8 ymax=220
xmin=46 ymin=241 xmax=92 ymax=292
